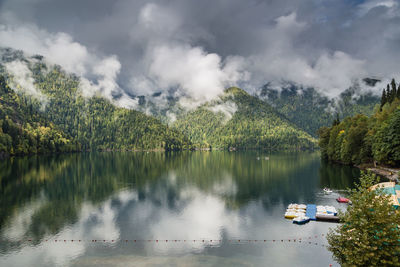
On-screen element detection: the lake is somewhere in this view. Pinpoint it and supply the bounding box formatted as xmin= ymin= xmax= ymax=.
xmin=0 ymin=151 xmax=360 ymax=267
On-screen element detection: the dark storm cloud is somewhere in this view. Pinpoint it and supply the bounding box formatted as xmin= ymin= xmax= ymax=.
xmin=0 ymin=0 xmax=399 ymax=106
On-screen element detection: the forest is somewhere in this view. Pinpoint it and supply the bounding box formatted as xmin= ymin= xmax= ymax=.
xmin=173 ymin=87 xmax=317 ymax=150
xmin=0 ymin=56 xmax=190 ymax=156
xmin=260 ymin=82 xmax=379 ymax=137
xmin=318 ymin=78 xmax=400 ymax=166
xmin=0 ymin=48 xmax=321 ymax=156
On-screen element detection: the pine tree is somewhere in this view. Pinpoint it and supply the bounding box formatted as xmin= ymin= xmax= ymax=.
xmin=332 ymin=112 xmax=340 ymax=126
xmin=392 ymin=78 xmax=397 ymax=100
xmin=380 ymin=88 xmax=387 ymax=110
xmin=397 ymin=84 xmax=400 ymax=99
xmin=387 ymin=84 xmax=392 ymax=103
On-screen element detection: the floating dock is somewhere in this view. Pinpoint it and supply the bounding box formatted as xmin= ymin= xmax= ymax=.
xmin=286 ymin=203 xmax=340 ymax=223
xmin=305 ymin=204 xmax=316 ymax=220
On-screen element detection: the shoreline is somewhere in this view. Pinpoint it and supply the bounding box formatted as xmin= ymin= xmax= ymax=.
xmin=356 ymin=164 xmax=399 ymax=182
xmin=0 ymin=147 xmax=318 ymax=159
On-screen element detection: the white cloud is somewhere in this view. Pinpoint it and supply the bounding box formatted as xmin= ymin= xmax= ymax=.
xmin=2 ymin=1 xmax=399 ymax=108
xmin=208 ymin=101 xmax=238 ymax=122
xmin=4 ymin=60 xmax=48 ymax=106
xmin=247 ymin=13 xmax=368 ymax=98
xmin=128 ymin=3 xmax=249 ymax=109
xmin=357 ymin=0 xmax=398 ymax=17
xmin=0 ymin=25 xmax=89 ymax=76
xmin=149 ymin=45 xmax=236 ymax=104
xmin=0 ymin=23 xmax=136 ymax=108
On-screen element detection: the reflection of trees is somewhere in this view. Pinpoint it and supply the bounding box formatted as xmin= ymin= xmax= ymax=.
xmin=319 ymin=160 xmax=360 ymax=189
xmin=169 ymin=151 xmax=323 ymax=209
xmin=0 ymin=152 xmax=186 ymax=244
xmin=0 ymin=151 xmax=360 ymax=250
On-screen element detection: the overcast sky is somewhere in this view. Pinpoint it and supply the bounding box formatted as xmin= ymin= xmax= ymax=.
xmin=0 ymin=0 xmax=399 ymax=105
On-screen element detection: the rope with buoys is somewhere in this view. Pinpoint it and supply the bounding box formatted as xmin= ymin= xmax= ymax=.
xmin=19 ymin=233 xmax=330 ymax=247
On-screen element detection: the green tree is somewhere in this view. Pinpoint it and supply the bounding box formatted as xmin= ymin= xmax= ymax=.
xmin=385 ymin=107 xmax=400 ymax=164
xmin=386 ymin=85 xmax=392 ymax=103
xmin=397 ymin=84 xmax=400 ymax=99
xmin=391 ymin=79 xmax=397 ymax=101
xmin=327 ymin=172 xmax=400 ymax=266
xmin=332 ymin=112 xmax=341 ymax=126
xmin=380 ymin=88 xmax=387 ymax=110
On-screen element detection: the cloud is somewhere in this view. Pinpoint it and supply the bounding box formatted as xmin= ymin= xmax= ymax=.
xmin=208 ymin=101 xmax=238 ymax=122
xmin=4 ymin=60 xmax=48 ymax=106
xmin=0 ymin=0 xmax=400 ymax=106
xmin=128 ymin=3 xmax=249 ymax=108
xmin=245 ymin=12 xmax=369 ymax=98
xmin=0 ymin=24 xmax=89 ymax=75
xmin=357 ymin=0 xmax=398 ymax=17
xmin=145 ymin=44 xmax=247 ymax=108
xmin=0 ymin=23 xmax=138 ymax=108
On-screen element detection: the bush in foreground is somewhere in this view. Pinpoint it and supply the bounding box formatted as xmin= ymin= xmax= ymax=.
xmin=327 ymin=172 xmax=400 ymax=266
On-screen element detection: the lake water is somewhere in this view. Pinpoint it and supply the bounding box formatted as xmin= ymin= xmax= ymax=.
xmin=0 ymin=151 xmax=360 ymax=267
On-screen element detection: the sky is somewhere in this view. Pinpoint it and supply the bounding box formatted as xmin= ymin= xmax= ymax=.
xmin=0 ymin=0 xmax=399 ymax=107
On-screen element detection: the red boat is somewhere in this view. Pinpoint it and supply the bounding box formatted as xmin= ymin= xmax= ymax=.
xmin=336 ymin=197 xmax=351 ymax=203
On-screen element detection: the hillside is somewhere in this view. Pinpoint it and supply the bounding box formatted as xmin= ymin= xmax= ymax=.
xmin=0 ymin=48 xmax=190 ymax=156
xmin=172 ymin=87 xmax=317 ymax=150
xmin=318 ymin=79 xmax=400 ymax=166
xmin=259 ymin=83 xmax=380 ymax=136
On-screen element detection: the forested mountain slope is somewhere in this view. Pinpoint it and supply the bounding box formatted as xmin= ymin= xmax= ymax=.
xmin=0 ymin=48 xmax=190 ymax=156
xmin=172 ymin=87 xmax=317 ymax=150
xmin=318 ymin=79 xmax=400 ymax=166
xmin=260 ymin=83 xmax=380 ymax=136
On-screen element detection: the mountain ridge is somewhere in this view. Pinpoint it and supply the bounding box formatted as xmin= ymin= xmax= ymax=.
xmin=0 ymin=47 xmax=380 ymax=155
xmin=172 ymin=86 xmax=317 ymax=150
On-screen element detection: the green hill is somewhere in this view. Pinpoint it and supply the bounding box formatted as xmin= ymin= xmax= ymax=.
xmin=0 ymin=48 xmax=189 ymax=156
xmin=172 ymin=87 xmax=317 ymax=150
xmin=260 ymin=84 xmax=379 ymax=136
xmin=318 ymin=78 xmax=400 ymax=166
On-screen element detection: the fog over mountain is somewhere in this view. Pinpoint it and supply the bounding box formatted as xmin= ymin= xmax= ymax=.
xmin=0 ymin=0 xmax=399 ymax=108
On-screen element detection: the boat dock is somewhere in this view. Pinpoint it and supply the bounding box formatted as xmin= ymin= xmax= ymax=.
xmin=285 ymin=203 xmax=340 ymax=224
xmin=305 ymin=204 xmax=316 ymax=220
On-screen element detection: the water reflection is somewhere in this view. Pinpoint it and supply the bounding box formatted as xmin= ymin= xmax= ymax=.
xmin=0 ymin=151 xmax=359 ymax=266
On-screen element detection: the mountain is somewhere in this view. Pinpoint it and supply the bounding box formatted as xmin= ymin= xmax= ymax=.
xmin=0 ymin=48 xmax=190 ymax=156
xmin=259 ymin=83 xmax=380 ymax=137
xmin=172 ymin=87 xmax=317 ymax=150
xmin=318 ymin=79 xmax=400 ymax=166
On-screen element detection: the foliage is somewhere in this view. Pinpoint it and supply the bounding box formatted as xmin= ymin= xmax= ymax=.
xmin=0 ymin=49 xmax=190 ymax=155
xmin=0 ymin=151 xmax=323 ymax=241
xmin=0 ymin=75 xmax=77 ymax=155
xmin=327 ymin=171 xmax=400 ymax=266
xmin=173 ymin=87 xmax=317 ymax=150
xmin=0 ymin=48 xmax=321 ymax=155
xmin=318 ymin=79 xmax=400 ymax=166
xmin=260 ymin=84 xmax=379 ymax=137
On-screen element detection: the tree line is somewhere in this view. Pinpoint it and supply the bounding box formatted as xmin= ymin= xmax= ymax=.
xmin=0 ymin=55 xmax=318 ymax=156
xmin=0 ymin=63 xmax=190 ymax=156
xmin=173 ymin=87 xmax=317 ymax=151
xmin=318 ymin=79 xmax=400 ymax=166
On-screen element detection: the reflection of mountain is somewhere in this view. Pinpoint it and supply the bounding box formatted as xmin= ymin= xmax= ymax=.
xmin=168 ymin=151 xmax=322 ymax=208
xmin=0 ymin=152 xmax=187 ymax=244
xmin=0 ymin=152 xmax=360 ymax=260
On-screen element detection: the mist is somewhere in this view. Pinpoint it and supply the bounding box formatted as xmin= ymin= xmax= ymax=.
xmin=0 ymin=0 xmax=399 ymax=108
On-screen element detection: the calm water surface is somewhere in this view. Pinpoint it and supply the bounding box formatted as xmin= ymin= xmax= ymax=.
xmin=0 ymin=151 xmax=360 ymax=267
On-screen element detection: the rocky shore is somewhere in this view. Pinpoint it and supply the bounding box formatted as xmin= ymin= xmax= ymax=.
xmin=358 ymin=164 xmax=399 ymax=182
